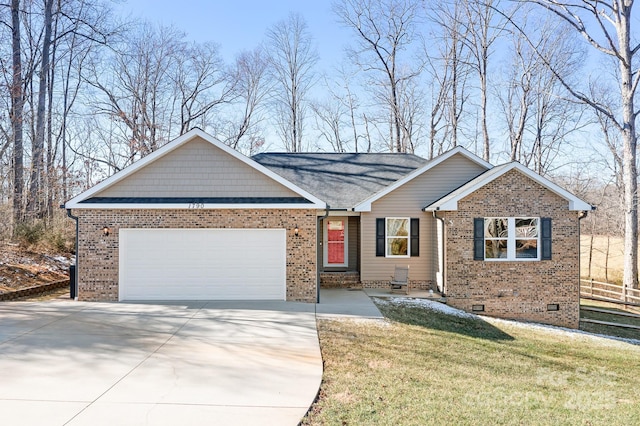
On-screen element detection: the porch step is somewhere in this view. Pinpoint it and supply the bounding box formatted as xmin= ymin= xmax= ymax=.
xmin=320 ymin=271 xmax=361 ymax=288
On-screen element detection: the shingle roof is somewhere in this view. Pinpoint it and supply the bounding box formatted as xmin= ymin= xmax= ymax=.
xmin=252 ymin=153 xmax=428 ymax=209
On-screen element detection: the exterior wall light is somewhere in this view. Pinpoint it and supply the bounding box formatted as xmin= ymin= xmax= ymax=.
xmin=294 ymin=225 xmax=299 ymax=237
xmin=102 ymin=226 xmax=111 ymax=236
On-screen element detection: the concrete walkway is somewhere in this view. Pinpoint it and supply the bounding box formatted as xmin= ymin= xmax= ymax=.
xmin=316 ymin=287 xmax=444 ymax=319
xmin=0 ymin=300 xmax=322 ymax=426
xmin=316 ymin=288 xmax=384 ymax=319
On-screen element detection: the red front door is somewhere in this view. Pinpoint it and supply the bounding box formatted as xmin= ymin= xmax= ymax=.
xmin=327 ymin=219 xmax=345 ymax=265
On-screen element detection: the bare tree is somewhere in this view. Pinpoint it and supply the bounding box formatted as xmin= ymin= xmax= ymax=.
xmin=310 ymin=69 xmax=369 ymax=153
xmin=266 ymin=13 xmax=317 ymax=152
xmin=458 ymin=0 xmax=509 ymax=161
xmin=84 ymin=21 xmax=233 ymax=170
xmin=425 ymin=54 xmax=451 ymax=159
xmin=10 ymin=0 xmax=24 ymax=224
xmin=225 ymin=46 xmax=271 ymax=152
xmin=334 ymin=0 xmax=423 ymax=153
xmin=515 ymin=0 xmax=639 ymax=290
xmin=498 ymin=30 xmax=534 ymax=162
xmin=174 ymin=42 xmax=234 ymax=135
xmin=340 ymin=70 xmax=364 ymax=152
xmin=497 ymin=15 xmax=585 ymax=174
xmin=26 ymin=0 xmax=54 ymax=219
xmin=87 ymin=24 xmax=186 ymax=164
xmin=428 ymin=0 xmax=472 ymax=151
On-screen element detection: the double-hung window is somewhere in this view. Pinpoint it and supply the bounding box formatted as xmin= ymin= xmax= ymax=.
xmin=480 ymin=217 xmax=546 ymax=261
xmin=386 ymin=218 xmax=410 ymax=257
xmin=376 ymin=218 xmax=420 ymax=258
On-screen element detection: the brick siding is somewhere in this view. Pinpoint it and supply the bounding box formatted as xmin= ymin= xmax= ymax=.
xmin=74 ymin=208 xmax=317 ymax=302
xmin=439 ymin=169 xmax=581 ymax=328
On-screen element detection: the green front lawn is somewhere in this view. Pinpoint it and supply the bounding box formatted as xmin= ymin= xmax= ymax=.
xmin=303 ymin=299 xmax=640 ymax=426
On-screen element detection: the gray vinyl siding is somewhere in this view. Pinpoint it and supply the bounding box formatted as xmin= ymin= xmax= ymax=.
xmin=361 ymin=154 xmax=488 ymax=282
xmin=96 ymin=137 xmax=299 ymax=198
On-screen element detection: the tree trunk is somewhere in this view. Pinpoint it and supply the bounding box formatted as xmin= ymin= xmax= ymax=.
xmin=618 ymin=6 xmax=639 ymax=290
xmin=27 ymin=0 xmax=54 ymax=219
xmin=480 ymin=65 xmax=489 ymax=161
xmin=11 ymin=0 xmax=24 ymax=227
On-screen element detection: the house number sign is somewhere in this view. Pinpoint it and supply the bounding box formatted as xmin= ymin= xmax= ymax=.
xmin=188 ymin=202 xmax=205 ymax=209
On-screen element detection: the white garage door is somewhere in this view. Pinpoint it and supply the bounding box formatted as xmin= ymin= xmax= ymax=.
xmin=119 ymin=228 xmax=286 ymax=301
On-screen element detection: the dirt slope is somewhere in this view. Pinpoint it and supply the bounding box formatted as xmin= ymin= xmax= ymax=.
xmin=0 ymin=243 xmax=72 ymax=293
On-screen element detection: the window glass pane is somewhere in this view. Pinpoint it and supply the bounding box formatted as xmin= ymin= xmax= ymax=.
xmin=515 ymin=218 xmax=538 ymax=238
xmin=485 ymin=239 xmax=507 ymax=258
xmin=515 ymin=239 xmax=538 ymax=258
xmin=387 ymin=218 xmax=408 ymax=237
xmin=485 ymin=218 xmax=508 ymax=238
xmin=388 ymin=237 xmax=408 ymax=256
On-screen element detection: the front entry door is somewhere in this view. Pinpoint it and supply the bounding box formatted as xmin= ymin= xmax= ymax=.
xmin=324 ymin=218 xmax=348 ymax=267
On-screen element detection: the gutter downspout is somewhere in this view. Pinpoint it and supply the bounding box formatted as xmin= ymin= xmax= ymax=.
xmin=432 ymin=210 xmax=446 ymax=295
xmin=316 ymin=205 xmax=331 ymax=303
xmin=65 ymin=207 xmax=79 ymax=300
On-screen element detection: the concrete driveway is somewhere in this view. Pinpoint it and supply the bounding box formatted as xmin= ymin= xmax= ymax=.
xmin=0 ymin=300 xmax=322 ymax=426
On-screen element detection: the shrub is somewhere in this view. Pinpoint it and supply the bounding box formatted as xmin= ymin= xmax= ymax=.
xmin=13 ymin=219 xmax=75 ymax=254
xmin=14 ymin=222 xmax=45 ymax=247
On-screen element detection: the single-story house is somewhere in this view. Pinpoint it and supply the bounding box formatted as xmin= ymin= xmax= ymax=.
xmin=65 ymin=129 xmax=592 ymax=328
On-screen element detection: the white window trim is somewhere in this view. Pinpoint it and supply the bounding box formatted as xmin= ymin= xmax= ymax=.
xmin=485 ymin=217 xmax=540 ymax=261
xmin=324 ymin=218 xmax=348 ymax=267
xmin=385 ymin=217 xmax=410 ymax=258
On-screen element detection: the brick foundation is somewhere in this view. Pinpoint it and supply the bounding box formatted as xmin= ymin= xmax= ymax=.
xmin=320 ymin=271 xmax=361 ymax=288
xmin=74 ymin=208 xmax=317 ymax=302
xmin=360 ymin=280 xmax=435 ymax=291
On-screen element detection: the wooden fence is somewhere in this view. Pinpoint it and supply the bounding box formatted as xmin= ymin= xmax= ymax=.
xmin=580 ymin=278 xmax=640 ymax=307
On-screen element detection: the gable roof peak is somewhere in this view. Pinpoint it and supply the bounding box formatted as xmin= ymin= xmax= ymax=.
xmin=424 ymin=160 xmax=593 ymax=212
xmin=65 ymin=128 xmax=326 ymax=209
xmin=353 ymin=145 xmax=492 ymax=212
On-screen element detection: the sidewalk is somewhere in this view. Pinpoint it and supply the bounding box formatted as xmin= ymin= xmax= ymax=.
xmin=315 ymin=288 xmax=384 ymax=319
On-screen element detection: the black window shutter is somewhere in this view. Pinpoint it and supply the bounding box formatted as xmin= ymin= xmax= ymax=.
xmin=410 ymin=218 xmax=419 ymax=257
xmin=541 ymin=217 xmax=552 ymax=260
xmin=473 ymin=218 xmax=484 ymax=260
xmin=376 ymin=218 xmax=385 ymax=257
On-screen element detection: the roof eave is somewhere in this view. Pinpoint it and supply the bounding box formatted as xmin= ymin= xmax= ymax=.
xmin=65 ymin=202 xmax=325 ymax=210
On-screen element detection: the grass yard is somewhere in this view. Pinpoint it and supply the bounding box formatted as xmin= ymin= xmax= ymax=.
xmin=303 ymin=299 xmax=640 ymax=426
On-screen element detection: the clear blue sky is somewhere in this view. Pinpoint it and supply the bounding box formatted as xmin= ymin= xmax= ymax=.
xmin=115 ymin=0 xmax=350 ymax=72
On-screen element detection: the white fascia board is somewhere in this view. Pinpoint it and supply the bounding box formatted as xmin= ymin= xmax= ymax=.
xmin=424 ymin=162 xmax=593 ymax=212
xmin=67 ymin=203 xmax=322 ymax=210
xmin=65 ymin=128 xmax=326 ymax=209
xmin=354 ymin=146 xmax=492 ymax=212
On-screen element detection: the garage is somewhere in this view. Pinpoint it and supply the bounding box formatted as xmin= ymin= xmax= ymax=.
xmin=118 ymin=228 xmax=286 ymax=301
